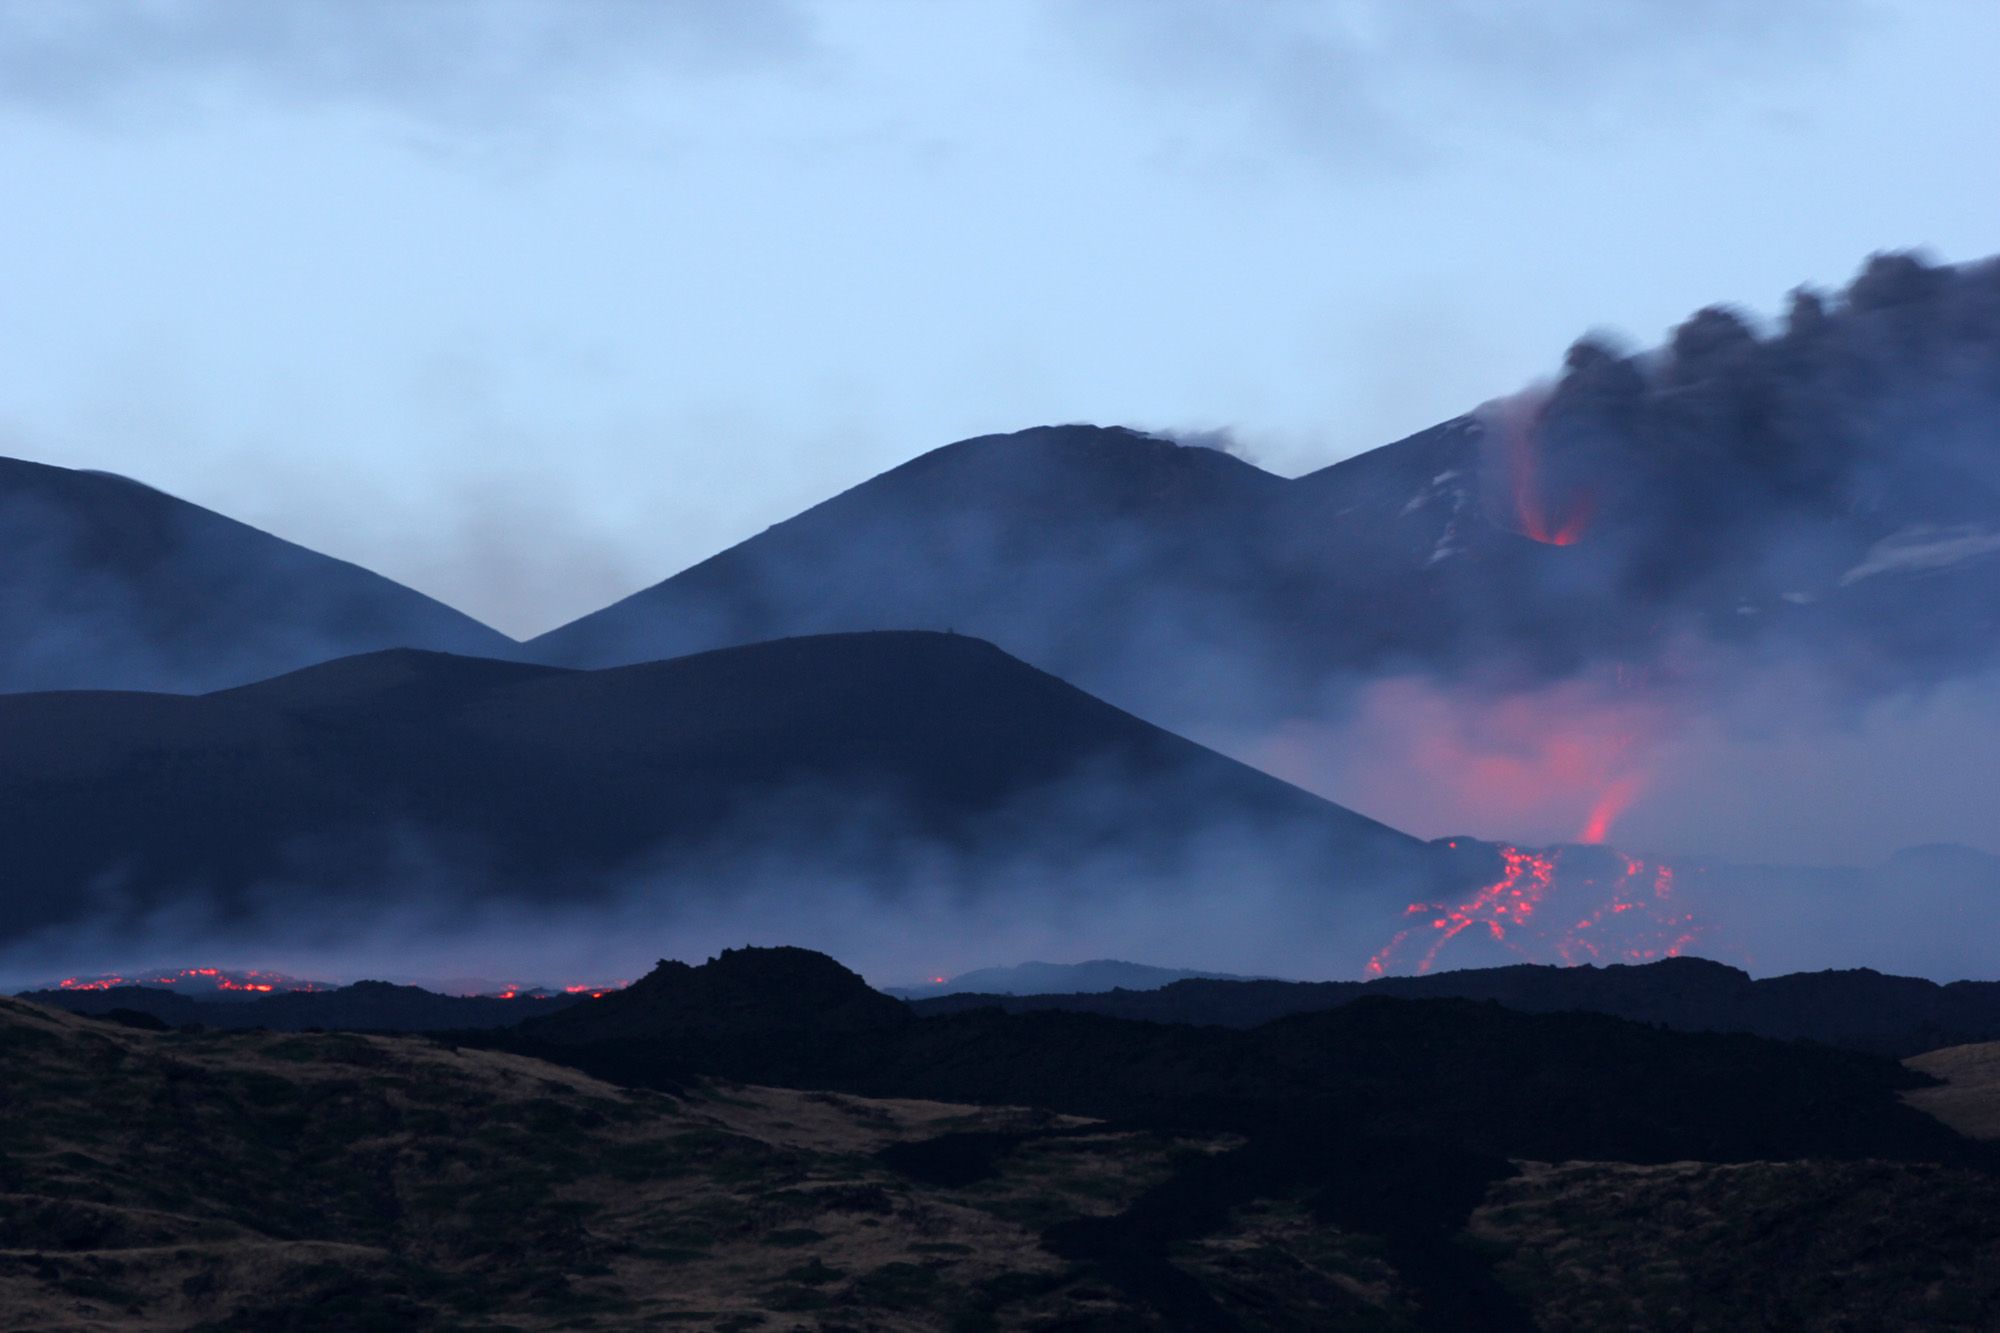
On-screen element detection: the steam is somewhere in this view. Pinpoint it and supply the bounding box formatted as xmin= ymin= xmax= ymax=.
xmin=0 ymin=756 xmax=1435 ymax=994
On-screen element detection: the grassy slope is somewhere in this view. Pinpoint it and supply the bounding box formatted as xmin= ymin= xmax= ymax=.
xmin=6 ymin=993 xmax=2000 ymax=1331
xmin=0 ymin=998 xmax=1412 ymax=1330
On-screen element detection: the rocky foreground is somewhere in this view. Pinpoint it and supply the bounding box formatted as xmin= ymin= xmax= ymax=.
xmin=3 ymin=974 xmax=2000 ymax=1329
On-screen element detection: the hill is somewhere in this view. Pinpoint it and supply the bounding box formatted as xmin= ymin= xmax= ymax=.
xmin=909 ymin=954 xmax=2000 ymax=1058
xmin=0 ymin=456 xmax=512 ymax=693
xmin=0 ymin=632 xmax=1439 ymax=967
xmin=884 ymin=958 xmax=1264 ymax=998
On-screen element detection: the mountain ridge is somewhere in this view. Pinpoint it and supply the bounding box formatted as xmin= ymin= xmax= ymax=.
xmin=0 ymin=454 xmax=516 ymax=694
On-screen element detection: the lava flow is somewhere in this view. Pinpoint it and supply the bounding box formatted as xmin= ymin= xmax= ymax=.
xmin=1367 ymin=844 xmax=1704 ymax=977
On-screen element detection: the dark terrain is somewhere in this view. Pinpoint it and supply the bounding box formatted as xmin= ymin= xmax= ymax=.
xmin=17 ymin=980 xmax=588 ymax=1033
xmin=885 ymin=960 xmax=1265 ymax=999
xmin=29 ymin=952 xmax=2000 ymax=1061
xmin=909 ymin=953 xmax=2000 ymax=1058
xmin=8 ymin=948 xmax=2000 ymax=1331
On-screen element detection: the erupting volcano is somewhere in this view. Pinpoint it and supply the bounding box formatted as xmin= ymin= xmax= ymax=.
xmin=1367 ymin=843 xmax=1705 ymax=977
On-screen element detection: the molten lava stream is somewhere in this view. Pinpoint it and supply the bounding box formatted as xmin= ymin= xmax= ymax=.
xmin=1367 ymin=846 xmax=1703 ymax=977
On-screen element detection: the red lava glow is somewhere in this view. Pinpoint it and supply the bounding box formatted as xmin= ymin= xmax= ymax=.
xmin=55 ymin=967 xmax=329 ymax=995
xmin=488 ymin=982 xmax=626 ymax=1000
xmin=51 ymin=968 xmax=627 ymax=1001
xmin=1577 ymin=775 xmax=1647 ymax=844
xmin=1258 ymin=678 xmax=1667 ymax=849
xmin=1494 ymin=394 xmax=1594 ymax=545
xmin=1367 ymin=845 xmax=1704 ymax=977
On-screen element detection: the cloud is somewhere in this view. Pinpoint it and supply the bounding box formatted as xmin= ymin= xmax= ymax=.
xmin=0 ymin=0 xmax=814 ymax=130
xmin=1056 ymin=0 xmax=1867 ymax=173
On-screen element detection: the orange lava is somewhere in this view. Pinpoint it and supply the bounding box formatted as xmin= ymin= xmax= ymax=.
xmin=55 ymin=967 xmax=327 ymax=995
xmin=1498 ymin=397 xmax=1594 ymax=545
xmin=490 ymin=981 xmax=625 ymax=1000
xmin=1368 ymin=845 xmax=1704 ymax=977
xmin=1577 ymin=775 xmax=1647 ymax=844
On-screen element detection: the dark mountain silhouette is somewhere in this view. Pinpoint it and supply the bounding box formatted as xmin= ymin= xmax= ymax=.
xmin=533 ymin=945 xmax=911 ymax=1044
xmin=884 ymin=958 xmax=1264 ymax=998
xmin=20 ymin=980 xmax=587 ymax=1032
xmin=529 ymin=425 xmax=1308 ymax=726
xmin=510 ymin=946 xmax=1972 ymax=1170
xmin=527 ymin=252 xmax=2000 ymax=730
xmin=0 ymin=631 xmax=1440 ymax=954
xmin=910 ymin=954 xmax=2000 ymax=1058
xmin=0 ymin=456 xmax=514 ymax=694
xmin=27 ymin=951 xmax=2000 ymax=1060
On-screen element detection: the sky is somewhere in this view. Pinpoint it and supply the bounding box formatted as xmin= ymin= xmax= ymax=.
xmin=0 ymin=0 xmax=1995 ymax=637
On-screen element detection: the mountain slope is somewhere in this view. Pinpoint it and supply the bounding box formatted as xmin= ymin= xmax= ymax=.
xmin=531 ymin=424 xmax=1301 ymax=725
xmin=0 ymin=631 xmax=1438 ymax=962
xmin=0 ymin=456 xmax=514 ymax=693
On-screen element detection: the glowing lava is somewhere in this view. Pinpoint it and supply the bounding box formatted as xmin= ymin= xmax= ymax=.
xmin=1577 ymin=775 xmax=1647 ymax=845
xmin=1492 ymin=394 xmax=1595 ymax=545
xmin=47 ymin=968 xmax=628 ymax=1000
xmin=54 ymin=967 xmax=330 ymax=995
xmin=1367 ymin=845 xmax=1704 ymax=976
xmin=486 ymin=982 xmax=627 ymax=1000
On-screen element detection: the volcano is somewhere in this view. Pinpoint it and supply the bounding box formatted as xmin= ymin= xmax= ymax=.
xmin=526 ymin=252 xmax=2000 ymax=738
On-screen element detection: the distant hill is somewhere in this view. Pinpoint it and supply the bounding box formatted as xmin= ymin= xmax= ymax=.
xmin=0 ymin=631 xmax=1440 ymax=960
xmin=19 ymin=980 xmax=586 ymax=1032
xmin=884 ymin=958 xmax=1266 ymax=998
xmin=29 ymin=951 xmax=2000 ymax=1060
xmin=909 ymin=954 xmax=2000 ymax=1058
xmin=0 ymin=456 xmax=513 ymax=693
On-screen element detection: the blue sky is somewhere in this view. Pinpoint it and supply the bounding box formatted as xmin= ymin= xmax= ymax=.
xmin=1 ymin=0 xmax=1995 ymax=635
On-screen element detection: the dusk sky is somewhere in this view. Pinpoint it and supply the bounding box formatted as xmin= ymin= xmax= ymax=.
xmin=2 ymin=0 xmax=1994 ymax=636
